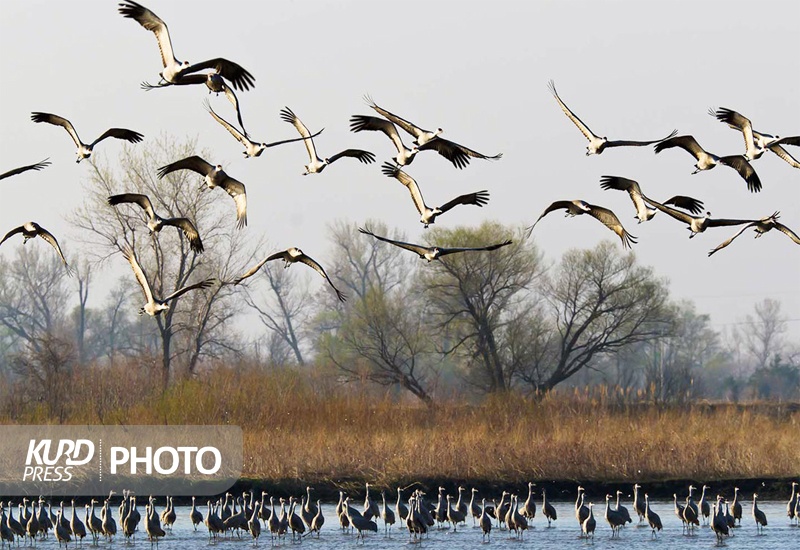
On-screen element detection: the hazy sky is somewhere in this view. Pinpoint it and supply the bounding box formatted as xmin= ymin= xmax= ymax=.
xmin=1 ymin=0 xmax=798 ymax=340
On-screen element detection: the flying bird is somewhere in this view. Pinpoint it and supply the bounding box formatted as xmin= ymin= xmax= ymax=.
xmin=118 ymin=0 xmax=255 ymax=91
xmin=279 ymin=107 xmax=375 ymax=174
xmin=204 ymin=99 xmax=320 ymax=158
xmin=654 ymin=135 xmax=762 ymax=192
xmin=599 ymin=176 xmax=705 ymax=223
xmin=107 ymin=193 xmax=204 ymax=253
xmin=234 ymin=248 xmax=346 ymax=303
xmin=547 ymin=80 xmax=677 ymax=156
xmin=526 ymin=200 xmax=637 ymax=248
xmin=121 ymin=245 xmax=215 ymax=316
xmin=31 ymin=112 xmax=143 ymax=163
xmin=157 ymin=155 xmax=247 ymax=229
xmin=709 ymin=107 xmax=800 ymax=168
xmin=364 ymin=96 xmax=503 ymax=167
xmin=358 ymin=227 xmax=512 ymax=262
xmin=381 ymin=162 xmax=489 ymax=227
xmin=0 ymin=158 xmax=50 ymax=181
xmin=642 ymin=196 xmax=757 ymax=238
xmin=0 ymin=221 xmax=71 ymax=273
xmin=142 ymin=73 xmax=248 ymax=136
xmin=708 ymin=212 xmax=800 ymax=256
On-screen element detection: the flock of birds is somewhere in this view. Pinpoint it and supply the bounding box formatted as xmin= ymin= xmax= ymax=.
xmin=2 ymin=482 xmax=798 ymax=547
xmin=1 ymin=1 xmax=798 ymax=313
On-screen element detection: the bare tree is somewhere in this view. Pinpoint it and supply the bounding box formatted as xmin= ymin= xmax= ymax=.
xmin=72 ymin=259 xmax=91 ymax=364
xmin=742 ymin=298 xmax=786 ymax=371
xmin=70 ymin=136 xmax=251 ymax=387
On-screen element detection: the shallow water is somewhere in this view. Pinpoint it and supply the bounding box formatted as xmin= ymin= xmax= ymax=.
xmin=20 ymin=501 xmax=799 ymax=549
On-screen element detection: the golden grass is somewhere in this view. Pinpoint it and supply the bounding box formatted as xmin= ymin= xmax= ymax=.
xmin=2 ymin=360 xmax=797 ymax=486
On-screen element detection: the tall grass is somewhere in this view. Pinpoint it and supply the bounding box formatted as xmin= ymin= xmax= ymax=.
xmin=2 ymin=360 xmax=797 ymax=485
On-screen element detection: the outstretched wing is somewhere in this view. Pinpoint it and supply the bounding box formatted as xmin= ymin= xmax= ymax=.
xmin=118 ymin=0 xmax=178 ymax=69
xmin=438 ymin=190 xmax=490 ymax=214
xmin=718 ymin=155 xmax=762 ymax=193
xmin=774 ymin=221 xmax=800 ymax=244
xmin=296 ymin=253 xmax=347 ymax=303
xmin=437 ymin=240 xmax=513 ymax=257
xmin=157 ymin=155 xmax=215 ymax=179
xmin=585 ymin=203 xmax=637 ymax=248
xmin=663 ymin=195 xmax=704 ymax=215
xmin=36 ymin=226 xmax=72 ymax=271
xmin=233 ymin=251 xmax=289 ymax=284
xmin=767 ymin=144 xmax=800 ymax=169
xmin=710 ymin=107 xmax=756 ymax=153
xmin=327 ymin=149 xmax=375 ymax=165
xmin=0 ymin=225 xmax=26 ymax=246
xmin=525 ymin=200 xmax=576 ymax=237
xmin=108 ymin=193 xmax=156 ymax=219
xmin=381 ymin=162 xmax=427 ymax=216
xmin=349 ymin=115 xmax=407 ymax=152
xmin=599 ymin=175 xmax=648 ymax=217
xmin=358 ymin=227 xmax=431 ymax=256
xmin=182 ymin=59 xmax=255 ymax=92
xmin=122 ymin=245 xmax=154 ymax=304
xmin=280 ymin=106 xmax=317 ymax=162
xmin=642 ymin=197 xmax=694 ymax=224
xmin=31 ymin=112 xmax=82 ymax=148
xmin=0 ymin=158 xmax=50 ymax=181
xmin=707 ymin=224 xmax=755 ymax=257
xmin=653 ymin=135 xmax=705 ymax=158
xmin=605 ymin=129 xmax=678 ymax=149
xmin=162 ymin=278 xmax=216 ymax=303
xmin=365 ymin=96 xmax=426 ymax=141
xmin=547 ymin=80 xmax=597 ymax=141
xmin=218 ymin=177 xmax=247 ymax=229
xmin=204 ymin=99 xmax=249 ymax=147
xmin=418 ymin=138 xmax=471 ymax=169
xmin=161 ymin=217 xmax=204 ymax=253
xmin=90 ymin=128 xmax=144 ymax=148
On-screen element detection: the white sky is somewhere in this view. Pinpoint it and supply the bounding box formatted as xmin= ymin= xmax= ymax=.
xmin=1 ymin=0 xmax=798 ymax=340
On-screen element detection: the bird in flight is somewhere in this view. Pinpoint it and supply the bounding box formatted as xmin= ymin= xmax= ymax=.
xmin=547 ymin=80 xmax=677 ymax=156
xmin=234 ymin=247 xmax=346 ymax=303
xmin=381 ymin=162 xmax=489 ymax=227
xmin=599 ymin=176 xmax=705 ymax=223
xmin=31 ymin=112 xmax=143 ymax=163
xmin=122 ymin=245 xmax=215 ymax=316
xmin=0 ymin=158 xmax=50 ymax=181
xmin=280 ymin=107 xmax=375 ymax=174
xmin=118 ymin=0 xmax=255 ymax=91
xmin=0 ymin=221 xmax=71 ymax=273
xmin=708 ymin=212 xmax=799 ymax=256
xmin=157 ymin=155 xmax=248 ymax=229
xmin=527 ymin=199 xmax=637 ymax=249
xmin=709 ymin=107 xmax=800 ymax=168
xmin=642 ymin=196 xmax=757 ymax=239
xmin=654 ymin=134 xmax=762 ymax=193
xmin=358 ymin=227 xmax=512 ymax=262
xmin=107 ymin=193 xmax=204 ymax=253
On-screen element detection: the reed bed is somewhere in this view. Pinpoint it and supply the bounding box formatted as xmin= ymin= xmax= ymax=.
xmin=1 ymin=360 xmax=797 ymax=486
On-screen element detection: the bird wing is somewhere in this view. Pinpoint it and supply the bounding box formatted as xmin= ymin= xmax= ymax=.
xmin=585 ymin=203 xmax=637 ymax=248
xmin=233 ymin=253 xmax=284 ymax=284
xmin=653 ymin=135 xmax=705 ymax=158
xmin=157 ymin=155 xmax=215 ymax=178
xmin=181 ymin=59 xmax=255 ymax=92
xmin=417 ymin=138 xmax=471 ymax=169
xmin=547 ymin=80 xmax=597 ymax=141
xmin=599 ymin=175 xmax=648 ymax=218
xmin=774 ymin=136 xmax=800 ymax=147
xmin=705 ymin=216 xmax=759 ymax=228
xmin=31 ymin=112 xmax=83 ymax=148
xmin=438 ymin=190 xmax=490 ymax=214
xmin=437 ymin=240 xmax=513 ymax=257
xmin=263 ymin=128 xmax=325 ymax=149
xmin=711 ymin=108 xmax=755 ymax=153
xmin=280 ymin=107 xmax=317 ymax=162
xmin=365 ymin=96 xmax=426 ymax=140
xmin=327 ymin=149 xmax=376 ymax=165
xmin=107 ymin=193 xmax=156 ymax=219
xmin=641 ymin=197 xmax=693 ymax=224
xmin=767 ymin=144 xmax=800 ymax=168
xmin=349 ymin=115 xmax=406 ymax=152
xmin=118 ymin=0 xmax=178 ymax=69
xmin=381 ymin=162 xmax=427 ymax=216
xmin=774 ymin=221 xmax=800 ymax=244
xmin=527 ymin=200 xmax=577 ymax=236
xmin=161 ymin=217 xmax=204 ymax=253
xmin=220 ymin=84 xmax=248 ymax=137
xmin=0 ymin=158 xmax=50 ymax=181
xmin=707 ymin=224 xmax=755 ymax=257
xmin=204 ymin=99 xmax=249 ymax=147
xmin=218 ymin=177 xmax=247 ymax=229
xmin=662 ymin=195 xmax=705 ymax=215
xmin=604 ymin=129 xmax=678 ymax=148
xmin=718 ymin=155 xmax=762 ymax=193
xmin=358 ymin=227 xmax=431 ymax=256
xmin=296 ymin=253 xmax=347 ymax=303
xmin=90 ymin=128 xmax=144 ymax=147
xmin=122 ymin=245 xmax=154 ymax=304
xmin=162 ymin=278 xmax=216 ymax=303
xmin=35 ymin=226 xmax=71 ymax=270
xmin=0 ymin=225 xmax=25 ymax=246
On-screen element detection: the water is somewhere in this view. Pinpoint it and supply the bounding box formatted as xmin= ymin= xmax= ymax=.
xmin=20 ymin=500 xmax=798 ymax=549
